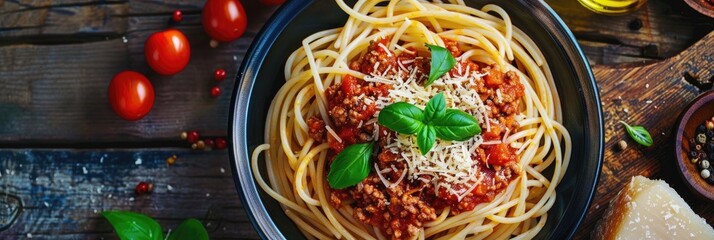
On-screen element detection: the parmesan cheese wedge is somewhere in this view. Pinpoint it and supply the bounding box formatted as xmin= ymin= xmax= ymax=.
xmin=593 ymin=176 xmax=714 ymax=239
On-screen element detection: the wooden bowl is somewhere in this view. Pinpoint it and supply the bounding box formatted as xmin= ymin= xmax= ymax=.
xmin=674 ymin=90 xmax=714 ymax=201
xmin=684 ymin=0 xmax=714 ymax=18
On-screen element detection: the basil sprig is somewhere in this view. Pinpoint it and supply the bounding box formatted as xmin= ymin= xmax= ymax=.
xmin=621 ymin=121 xmax=653 ymax=147
xmin=425 ymin=44 xmax=457 ymax=86
xmin=102 ymin=211 xmax=209 ymax=240
xmin=379 ymin=93 xmax=481 ymax=154
xmin=327 ymin=142 xmax=374 ymax=189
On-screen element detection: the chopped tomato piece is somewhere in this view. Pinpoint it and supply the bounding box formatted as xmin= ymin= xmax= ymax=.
xmin=486 ymin=143 xmax=517 ymax=165
xmin=484 ymin=67 xmax=503 ymax=87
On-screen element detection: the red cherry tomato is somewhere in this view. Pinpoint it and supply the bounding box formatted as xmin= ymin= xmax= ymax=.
xmin=108 ymin=71 xmax=155 ymax=121
xmin=144 ymin=29 xmax=190 ymax=75
xmin=260 ymin=0 xmax=286 ymax=5
xmin=202 ymin=0 xmax=247 ymax=42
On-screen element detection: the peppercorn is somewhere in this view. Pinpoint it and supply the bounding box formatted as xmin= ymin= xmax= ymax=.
xmin=187 ymin=131 xmax=199 ymax=144
xmin=203 ymin=139 xmax=214 ymax=151
xmin=701 ymin=169 xmax=711 ymax=179
xmin=172 ymin=10 xmax=183 ymax=23
xmin=698 ymin=124 xmax=707 ymax=133
xmin=180 ymin=131 xmax=188 ymax=140
xmin=135 ymin=182 xmax=153 ymax=195
xmin=214 ymin=68 xmax=226 ymax=81
xmin=698 ymin=133 xmax=707 ymax=144
xmin=210 ymin=86 xmax=221 ymax=98
xmin=701 ymin=160 xmax=710 ymax=169
xmin=617 ymin=140 xmax=628 ymax=151
xmin=196 ymin=140 xmax=206 ymax=150
xmin=215 ymin=138 xmax=227 ymax=150
xmin=166 ymin=155 xmax=177 ymax=166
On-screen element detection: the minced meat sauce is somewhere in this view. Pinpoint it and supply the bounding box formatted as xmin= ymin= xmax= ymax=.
xmin=308 ymin=38 xmax=524 ymax=239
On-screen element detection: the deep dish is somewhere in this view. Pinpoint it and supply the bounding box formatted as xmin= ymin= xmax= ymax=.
xmin=229 ymin=0 xmax=603 ymax=239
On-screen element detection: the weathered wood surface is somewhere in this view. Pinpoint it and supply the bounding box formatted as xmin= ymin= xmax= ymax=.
xmin=574 ymin=27 xmax=714 ymax=240
xmin=0 ymin=0 xmax=275 ymax=144
xmin=0 ymin=0 xmax=713 ymax=239
xmin=0 ymin=149 xmax=255 ymax=239
xmin=549 ymin=0 xmax=714 ymax=65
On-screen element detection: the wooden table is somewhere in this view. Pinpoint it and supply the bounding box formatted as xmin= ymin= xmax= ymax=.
xmin=0 ymin=0 xmax=712 ymax=239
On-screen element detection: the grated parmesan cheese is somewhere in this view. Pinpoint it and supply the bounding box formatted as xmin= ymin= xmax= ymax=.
xmin=358 ymin=53 xmax=515 ymax=198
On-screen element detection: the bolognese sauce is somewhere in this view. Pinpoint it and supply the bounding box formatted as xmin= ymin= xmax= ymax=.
xmin=308 ymin=38 xmax=525 ymax=239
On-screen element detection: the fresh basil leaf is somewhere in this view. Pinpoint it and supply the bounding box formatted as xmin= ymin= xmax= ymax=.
xmin=621 ymin=121 xmax=653 ymax=147
xmin=424 ymin=93 xmax=446 ymax=123
xmin=327 ymin=142 xmax=374 ymax=189
xmin=432 ymin=109 xmax=481 ymax=141
xmin=101 ymin=211 xmax=163 ymax=240
xmin=417 ymin=126 xmax=437 ymax=155
xmin=378 ymin=102 xmax=425 ymax=134
xmin=425 ymin=44 xmax=457 ymax=86
xmin=167 ymin=219 xmax=209 ymax=240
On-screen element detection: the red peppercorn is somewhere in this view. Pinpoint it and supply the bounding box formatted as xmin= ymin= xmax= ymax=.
xmin=135 ymin=182 xmax=153 ymax=195
xmin=215 ymin=138 xmax=227 ymax=150
xmin=211 ymin=86 xmax=221 ymax=98
xmin=172 ymin=10 xmax=183 ymax=23
xmin=187 ymin=131 xmax=200 ymax=143
xmin=204 ymin=138 xmax=215 ymax=148
xmin=214 ymin=68 xmax=226 ymax=81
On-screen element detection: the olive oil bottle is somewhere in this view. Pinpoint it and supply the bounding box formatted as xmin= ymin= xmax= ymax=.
xmin=578 ymin=0 xmax=647 ymax=15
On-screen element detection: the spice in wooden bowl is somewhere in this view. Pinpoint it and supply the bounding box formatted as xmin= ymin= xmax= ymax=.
xmin=674 ymin=90 xmax=714 ymax=201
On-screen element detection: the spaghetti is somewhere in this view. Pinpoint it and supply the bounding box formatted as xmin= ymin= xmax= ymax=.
xmin=251 ymin=0 xmax=572 ymax=239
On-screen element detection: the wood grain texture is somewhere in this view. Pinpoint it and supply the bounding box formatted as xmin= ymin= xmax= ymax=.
xmin=0 ymin=0 xmax=277 ymax=144
xmin=574 ymin=31 xmax=714 ymax=239
xmin=0 ymin=149 xmax=258 ymax=239
xmin=547 ymin=0 xmax=714 ymax=65
xmin=0 ymin=0 xmax=713 ymax=239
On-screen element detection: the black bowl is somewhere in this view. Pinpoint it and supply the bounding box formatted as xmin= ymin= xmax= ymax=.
xmin=229 ymin=1 xmax=604 ymax=239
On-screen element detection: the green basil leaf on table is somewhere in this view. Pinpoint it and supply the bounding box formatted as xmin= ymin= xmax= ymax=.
xmin=378 ymin=102 xmax=425 ymax=134
xmin=621 ymin=121 xmax=653 ymax=147
xmin=417 ymin=125 xmax=437 ymax=155
xmin=167 ymin=218 xmax=209 ymax=240
xmin=424 ymin=92 xmax=446 ymax=123
xmin=101 ymin=211 xmax=163 ymax=240
xmin=327 ymin=142 xmax=374 ymax=189
xmin=425 ymin=44 xmax=457 ymax=86
xmin=432 ymin=109 xmax=481 ymax=141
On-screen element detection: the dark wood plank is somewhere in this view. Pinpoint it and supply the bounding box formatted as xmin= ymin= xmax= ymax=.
xmin=0 ymin=1 xmax=128 ymax=45
xmin=548 ymin=0 xmax=714 ymax=65
xmin=574 ymin=31 xmax=714 ymax=239
xmin=0 ymin=149 xmax=259 ymax=239
xmin=0 ymin=1 xmax=276 ymax=144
